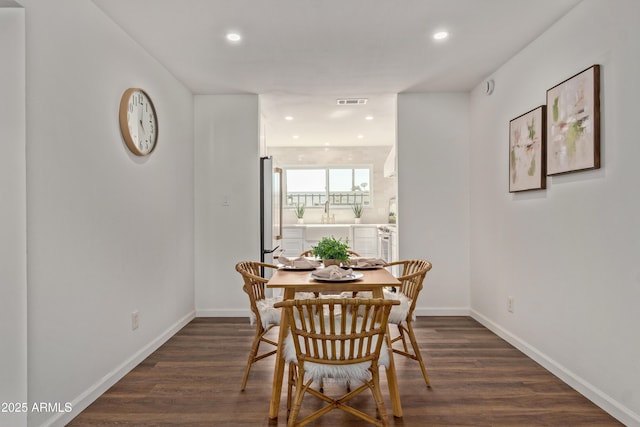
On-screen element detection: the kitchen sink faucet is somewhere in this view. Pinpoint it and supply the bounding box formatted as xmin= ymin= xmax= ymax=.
xmin=322 ymin=201 xmax=335 ymax=224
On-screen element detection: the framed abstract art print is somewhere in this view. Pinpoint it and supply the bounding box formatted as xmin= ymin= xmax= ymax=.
xmin=509 ymin=105 xmax=546 ymax=192
xmin=546 ymin=65 xmax=600 ymax=175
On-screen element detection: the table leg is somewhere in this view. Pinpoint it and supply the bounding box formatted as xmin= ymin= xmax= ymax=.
xmin=269 ymin=289 xmax=295 ymax=419
xmin=384 ymin=325 xmax=403 ymax=417
xmin=372 ymin=288 xmax=403 ymax=417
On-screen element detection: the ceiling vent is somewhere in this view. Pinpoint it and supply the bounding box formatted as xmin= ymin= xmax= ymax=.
xmin=336 ymin=98 xmax=368 ymax=105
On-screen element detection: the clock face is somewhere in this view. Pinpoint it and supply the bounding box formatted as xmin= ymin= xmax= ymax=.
xmin=119 ymin=88 xmax=158 ymax=156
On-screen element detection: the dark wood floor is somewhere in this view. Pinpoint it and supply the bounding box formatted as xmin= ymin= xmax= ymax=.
xmin=68 ymin=316 xmax=621 ymax=426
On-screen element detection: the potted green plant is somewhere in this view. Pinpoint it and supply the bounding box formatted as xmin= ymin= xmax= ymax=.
xmin=294 ymin=203 xmax=305 ymax=224
xmin=352 ymin=204 xmax=363 ymax=224
xmin=311 ymin=236 xmax=351 ymax=266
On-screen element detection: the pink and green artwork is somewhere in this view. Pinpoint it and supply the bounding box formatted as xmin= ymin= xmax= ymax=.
xmin=509 ymin=105 xmax=546 ymax=192
xmin=546 ymin=65 xmax=600 ymax=175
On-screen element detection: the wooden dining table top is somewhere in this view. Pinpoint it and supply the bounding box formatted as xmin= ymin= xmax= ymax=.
xmin=266 ymin=267 xmax=401 ymax=294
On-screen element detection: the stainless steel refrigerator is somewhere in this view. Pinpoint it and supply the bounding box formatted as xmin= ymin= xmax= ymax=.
xmin=260 ymin=156 xmax=282 ymax=272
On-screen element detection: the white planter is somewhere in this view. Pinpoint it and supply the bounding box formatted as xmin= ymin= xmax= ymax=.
xmin=354 ymin=218 xmax=361 ymax=224
xmin=297 ymin=218 xmax=304 ymax=224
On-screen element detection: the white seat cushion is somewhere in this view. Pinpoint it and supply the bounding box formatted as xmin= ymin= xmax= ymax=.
xmin=250 ymin=296 xmax=283 ymax=329
xmin=250 ymin=293 xmax=318 ymax=329
xmin=282 ymin=313 xmax=390 ymax=383
xmin=383 ymin=289 xmax=413 ymax=324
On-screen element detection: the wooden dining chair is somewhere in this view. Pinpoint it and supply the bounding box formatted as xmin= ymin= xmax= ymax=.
xmin=275 ymin=297 xmax=399 ymax=427
xmin=385 ymin=259 xmax=433 ymax=387
xmin=235 ymin=261 xmax=281 ymax=391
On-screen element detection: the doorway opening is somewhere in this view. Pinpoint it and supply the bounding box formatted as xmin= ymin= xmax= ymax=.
xmin=259 ymin=93 xmax=399 ymax=262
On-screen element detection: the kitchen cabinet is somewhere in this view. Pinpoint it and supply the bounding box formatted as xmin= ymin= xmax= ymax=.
xmin=389 ymin=227 xmax=398 ymax=262
xmin=281 ymin=224 xmax=380 ymax=258
xmin=280 ymin=226 xmax=304 ymax=257
xmin=351 ymin=225 xmax=378 ymax=258
xmin=389 ymin=226 xmax=399 ymax=275
xmin=303 ymin=225 xmax=350 ymax=253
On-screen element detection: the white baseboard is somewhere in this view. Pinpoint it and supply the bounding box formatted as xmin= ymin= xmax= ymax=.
xmin=470 ymin=309 xmax=640 ymax=427
xmin=195 ymin=308 xmax=249 ymax=317
xmin=45 ymin=310 xmax=196 ymax=427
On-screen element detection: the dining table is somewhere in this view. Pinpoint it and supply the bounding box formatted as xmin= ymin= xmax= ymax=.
xmin=266 ymin=266 xmax=403 ymax=420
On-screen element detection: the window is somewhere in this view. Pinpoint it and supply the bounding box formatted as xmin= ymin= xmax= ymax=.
xmin=284 ymin=166 xmax=371 ymax=208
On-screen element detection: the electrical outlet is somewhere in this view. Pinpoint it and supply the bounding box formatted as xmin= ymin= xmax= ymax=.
xmin=131 ymin=310 xmax=139 ymax=330
xmin=507 ymin=296 xmax=514 ymax=313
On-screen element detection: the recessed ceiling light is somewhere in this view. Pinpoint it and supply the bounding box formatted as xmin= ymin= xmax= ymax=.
xmin=285 ymin=116 xmax=294 ymax=121
xmin=365 ymin=116 xmax=374 ymax=121
xmin=226 ymin=32 xmax=242 ymax=42
xmin=357 ymin=134 xmax=364 ymax=139
xmin=292 ymin=135 xmax=299 ymax=139
xmin=433 ymin=31 xmax=449 ymax=40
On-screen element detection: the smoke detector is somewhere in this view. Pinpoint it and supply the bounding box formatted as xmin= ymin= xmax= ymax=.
xmin=336 ymin=98 xmax=368 ymax=105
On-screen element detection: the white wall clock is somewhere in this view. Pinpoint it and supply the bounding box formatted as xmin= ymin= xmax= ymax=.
xmin=119 ymin=88 xmax=158 ymax=156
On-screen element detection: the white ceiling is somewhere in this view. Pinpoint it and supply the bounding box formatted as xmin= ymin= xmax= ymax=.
xmin=92 ymin=0 xmax=581 ymax=147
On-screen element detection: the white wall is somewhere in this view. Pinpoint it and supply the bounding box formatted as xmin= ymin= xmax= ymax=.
xmin=194 ymin=95 xmax=260 ymax=317
xmin=469 ymin=1 xmax=640 ymax=425
xmin=21 ymin=1 xmax=195 ymax=425
xmin=397 ymin=93 xmax=470 ymax=315
xmin=0 ymin=7 xmax=27 ymax=427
